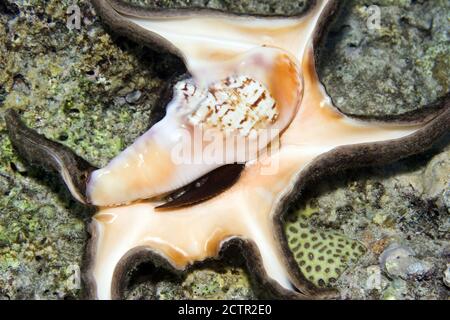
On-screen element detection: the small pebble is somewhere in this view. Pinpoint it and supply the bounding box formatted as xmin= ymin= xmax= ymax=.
xmin=125 ymin=90 xmax=142 ymax=104
xmin=379 ymin=243 xmax=434 ymax=280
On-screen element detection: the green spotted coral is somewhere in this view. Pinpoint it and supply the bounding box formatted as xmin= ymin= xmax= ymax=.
xmin=285 ymin=209 xmax=366 ymax=288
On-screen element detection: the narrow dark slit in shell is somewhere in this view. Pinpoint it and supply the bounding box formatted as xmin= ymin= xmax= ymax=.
xmin=156 ymin=164 xmax=245 ymax=210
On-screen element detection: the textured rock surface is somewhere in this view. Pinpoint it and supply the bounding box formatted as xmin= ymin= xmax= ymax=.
xmin=318 ymin=0 xmax=450 ymax=116
xmin=0 ymin=0 xmax=448 ymax=300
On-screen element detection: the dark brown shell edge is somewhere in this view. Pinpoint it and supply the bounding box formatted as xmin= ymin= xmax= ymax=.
xmin=82 ymin=222 xmax=100 ymax=299
xmin=4 ymin=109 xmax=97 ymax=205
xmin=156 ymin=164 xmax=245 ymax=210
